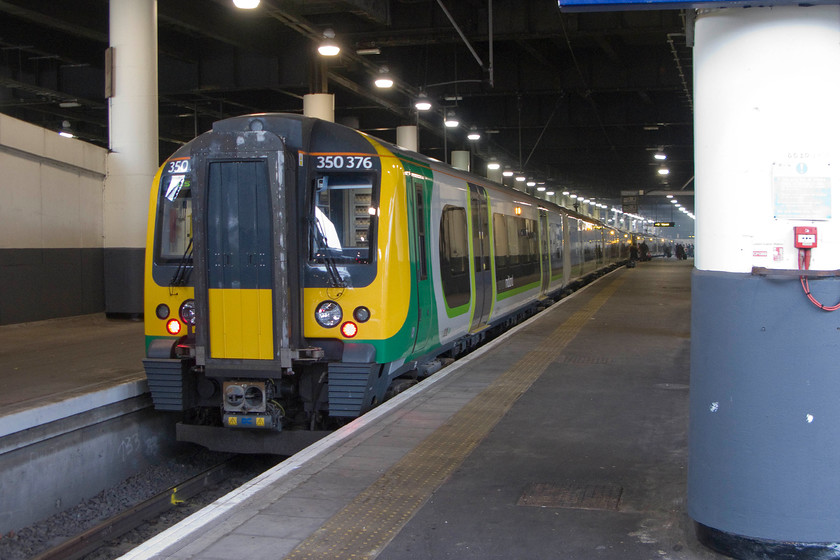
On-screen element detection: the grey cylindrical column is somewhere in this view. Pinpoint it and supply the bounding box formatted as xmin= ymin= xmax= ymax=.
xmin=105 ymin=0 xmax=158 ymax=316
xmin=689 ymin=6 xmax=840 ymax=556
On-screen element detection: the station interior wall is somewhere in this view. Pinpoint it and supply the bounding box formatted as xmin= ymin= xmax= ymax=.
xmin=0 ymin=114 xmax=108 ymax=325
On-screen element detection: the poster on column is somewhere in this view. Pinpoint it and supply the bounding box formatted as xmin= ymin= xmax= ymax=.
xmin=771 ymin=158 xmax=832 ymax=221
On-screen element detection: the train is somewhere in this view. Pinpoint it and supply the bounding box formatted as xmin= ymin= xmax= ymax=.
xmin=142 ymin=113 xmax=632 ymax=454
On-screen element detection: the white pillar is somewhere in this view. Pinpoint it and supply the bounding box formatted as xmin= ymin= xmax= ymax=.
xmin=303 ymin=93 xmax=335 ymax=122
xmin=694 ymin=6 xmax=840 ymax=273
xmin=451 ymin=150 xmax=470 ymax=172
xmin=396 ymin=125 xmax=418 ymax=152
xmin=104 ymin=0 xmax=158 ymax=315
xmin=689 ymin=5 xmax=840 ymax=554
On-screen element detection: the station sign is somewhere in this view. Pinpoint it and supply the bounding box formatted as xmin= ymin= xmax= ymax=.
xmin=654 ymin=222 xmax=675 ymax=227
xmin=557 ymin=0 xmax=834 ymax=10
xmin=621 ymin=195 xmax=638 ymax=214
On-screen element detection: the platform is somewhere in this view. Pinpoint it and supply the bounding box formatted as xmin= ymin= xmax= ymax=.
xmin=118 ymin=259 xmax=725 ymax=560
xmin=0 ymin=313 xmax=147 ymax=438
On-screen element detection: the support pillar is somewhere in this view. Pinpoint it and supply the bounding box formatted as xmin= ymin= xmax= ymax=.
xmin=104 ymin=0 xmax=158 ymax=316
xmin=451 ymin=150 xmax=470 ymax=172
xmin=303 ymin=93 xmax=335 ymax=122
xmin=689 ymin=6 xmax=840 ymax=556
xmin=396 ymin=125 xmax=418 ymax=152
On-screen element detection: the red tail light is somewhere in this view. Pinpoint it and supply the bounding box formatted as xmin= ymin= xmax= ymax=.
xmin=166 ymin=319 xmax=182 ymax=335
xmin=341 ymin=321 xmax=358 ymax=338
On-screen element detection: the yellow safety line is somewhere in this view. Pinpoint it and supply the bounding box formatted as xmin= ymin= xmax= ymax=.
xmin=285 ymin=275 xmax=625 ymax=560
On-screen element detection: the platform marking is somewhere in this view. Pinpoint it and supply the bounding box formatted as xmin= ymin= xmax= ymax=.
xmin=284 ymin=275 xmax=625 ymax=560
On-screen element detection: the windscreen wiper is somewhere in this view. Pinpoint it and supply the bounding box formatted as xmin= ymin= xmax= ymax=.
xmin=170 ymin=238 xmax=194 ymax=287
xmin=312 ymin=218 xmax=346 ymax=289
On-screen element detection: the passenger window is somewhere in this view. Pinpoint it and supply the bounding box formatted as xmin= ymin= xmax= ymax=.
xmin=439 ymin=205 xmax=470 ymax=309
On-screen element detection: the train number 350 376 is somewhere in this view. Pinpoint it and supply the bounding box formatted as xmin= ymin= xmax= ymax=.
xmin=315 ymin=155 xmax=373 ymax=170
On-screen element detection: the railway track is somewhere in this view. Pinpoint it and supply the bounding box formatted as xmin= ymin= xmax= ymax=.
xmin=30 ymin=455 xmax=277 ymax=560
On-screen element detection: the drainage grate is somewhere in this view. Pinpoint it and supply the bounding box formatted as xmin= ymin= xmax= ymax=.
xmin=517 ymin=483 xmax=623 ymax=510
xmin=560 ymin=354 xmax=613 ymax=365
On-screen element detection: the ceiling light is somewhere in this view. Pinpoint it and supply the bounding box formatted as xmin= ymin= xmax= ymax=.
xmin=414 ymin=92 xmax=432 ymax=111
xmin=546 ymin=191 xmax=555 ymax=196
xmin=658 ymin=168 xmax=670 ymax=175
xmin=233 ymin=0 xmax=260 ymax=8
xmin=654 ymin=152 xmax=667 ymax=160
xmin=467 ymin=127 xmax=481 ymax=141
xmin=444 ymin=110 xmax=459 ymax=128
xmin=487 ymin=160 xmax=501 ymax=171
xmin=374 ymin=66 xmax=393 ymax=88
xmin=570 ymin=194 xmax=578 ymax=199
xmin=318 ymin=29 xmax=340 ymax=56
xmin=671 ymin=199 xmax=678 ymax=204
xmin=59 ymin=120 xmax=74 ymax=138
xmin=562 ymin=191 xmax=570 ymax=196
xmin=356 ymin=47 xmax=380 ymax=55
xmin=502 ymin=168 xmax=514 ymax=177
xmin=666 ymin=194 xmax=673 ymax=199
xmin=515 ymin=176 xmax=526 ymax=182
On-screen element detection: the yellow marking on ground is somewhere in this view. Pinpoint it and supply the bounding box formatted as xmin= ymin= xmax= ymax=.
xmin=285 ymin=275 xmax=625 ymax=560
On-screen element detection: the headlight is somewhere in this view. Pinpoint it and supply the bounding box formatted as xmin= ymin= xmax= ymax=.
xmin=179 ymin=299 xmax=196 ymax=326
xmin=315 ymin=300 xmax=342 ymax=328
xmin=353 ymin=306 xmax=371 ymax=322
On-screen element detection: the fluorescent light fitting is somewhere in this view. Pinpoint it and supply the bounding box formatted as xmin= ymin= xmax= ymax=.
xmin=654 ymin=152 xmax=667 ymax=160
xmin=658 ymin=168 xmax=670 ymax=175
xmin=233 ymin=0 xmax=260 ymax=9
xmin=487 ymin=161 xmax=501 ymax=170
xmin=356 ymin=48 xmax=381 ymax=55
xmin=444 ymin=111 xmax=459 ymax=128
xmin=502 ymin=170 xmax=514 ymax=177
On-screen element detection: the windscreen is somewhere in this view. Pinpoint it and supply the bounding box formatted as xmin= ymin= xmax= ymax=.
xmin=311 ymin=172 xmax=377 ymax=264
xmin=158 ymin=163 xmax=193 ymax=264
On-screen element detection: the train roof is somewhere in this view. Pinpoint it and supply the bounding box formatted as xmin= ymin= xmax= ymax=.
xmin=168 ymin=113 xmax=622 ymax=233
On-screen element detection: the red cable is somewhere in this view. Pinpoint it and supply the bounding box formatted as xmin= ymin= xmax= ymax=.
xmin=799 ymin=247 xmax=840 ymax=311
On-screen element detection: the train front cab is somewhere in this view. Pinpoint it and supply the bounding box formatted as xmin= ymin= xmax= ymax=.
xmin=144 ymin=119 xmax=326 ymax=440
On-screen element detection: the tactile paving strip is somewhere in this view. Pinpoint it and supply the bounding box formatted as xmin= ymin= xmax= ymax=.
xmin=284 ymin=276 xmax=625 ymax=560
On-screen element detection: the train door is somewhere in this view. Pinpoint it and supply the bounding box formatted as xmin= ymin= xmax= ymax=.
xmin=469 ymin=184 xmax=492 ymax=332
xmin=204 ymin=158 xmax=276 ymax=360
xmin=411 ymin=176 xmax=434 ymax=353
xmin=539 ymin=209 xmax=550 ymax=295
